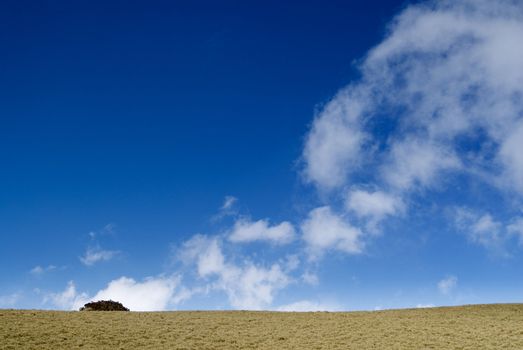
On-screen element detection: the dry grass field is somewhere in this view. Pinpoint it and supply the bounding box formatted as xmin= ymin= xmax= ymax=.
xmin=1 ymin=304 xmax=523 ymax=349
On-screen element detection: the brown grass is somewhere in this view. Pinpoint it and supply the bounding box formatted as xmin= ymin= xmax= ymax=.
xmin=1 ymin=304 xmax=523 ymax=349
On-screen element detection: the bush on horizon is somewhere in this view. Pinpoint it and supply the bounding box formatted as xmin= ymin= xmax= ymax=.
xmin=79 ymin=300 xmax=130 ymax=312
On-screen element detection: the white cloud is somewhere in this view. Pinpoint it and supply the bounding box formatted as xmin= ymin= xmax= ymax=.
xmin=302 ymin=0 xmax=523 ymax=209
xmin=303 ymin=88 xmax=370 ymax=189
xmin=45 ymin=281 xmax=89 ymax=310
xmin=179 ymin=235 xmax=226 ymax=277
xmin=229 ymin=264 xmax=290 ymax=310
xmin=87 ymin=276 xmax=179 ymax=311
xmin=381 ymin=139 xmax=460 ymax=191
xmin=301 ymin=206 xmax=363 ymax=257
xmin=345 ymin=189 xmax=404 ymax=228
xmin=454 ymin=208 xmax=502 ymax=250
xmin=80 ymin=247 xmax=119 ymax=266
xmin=228 ymin=218 xmax=295 ymax=245
xmin=277 ymin=300 xmax=340 ymax=312
xmin=438 ymin=276 xmax=458 ymax=295
xmin=453 ymin=209 xmax=523 ymax=255
xmin=416 ymin=303 xmax=435 ymax=308
xmin=179 ymin=235 xmax=290 ymax=310
xmin=82 ymin=225 xmax=120 ymax=265
xmin=47 ymin=276 xmax=181 ymax=311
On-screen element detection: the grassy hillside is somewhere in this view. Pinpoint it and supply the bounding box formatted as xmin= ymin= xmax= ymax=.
xmin=1 ymin=304 xmax=523 ymax=349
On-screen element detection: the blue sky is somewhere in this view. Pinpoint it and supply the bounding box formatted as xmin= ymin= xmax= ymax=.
xmin=2 ymin=0 xmax=523 ymax=311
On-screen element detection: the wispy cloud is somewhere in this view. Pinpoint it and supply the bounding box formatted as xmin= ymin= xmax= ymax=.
xmin=507 ymin=218 xmax=523 ymax=246
xmin=211 ymin=195 xmax=239 ymax=222
xmin=276 ymin=300 xmax=341 ymax=312
xmin=30 ymin=265 xmax=57 ymax=276
xmin=81 ymin=223 xmax=121 ymax=266
xmin=438 ymin=276 xmax=458 ymax=295
xmin=0 ymin=293 xmax=21 ymax=308
xmin=44 ymin=281 xmax=89 ymax=310
xmin=88 ymin=223 xmax=116 ymax=239
xmin=80 ymin=247 xmax=120 ymax=266
xmin=221 ymin=196 xmax=237 ymax=211
xmin=178 ymin=234 xmax=291 ymax=310
xmin=301 ymin=271 xmax=319 ymax=286
xmin=451 ymin=207 xmax=523 ymax=257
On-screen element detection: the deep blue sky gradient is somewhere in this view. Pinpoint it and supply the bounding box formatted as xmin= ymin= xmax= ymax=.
xmin=1 ymin=1 xmax=403 ymax=276
xmin=2 ymin=0 xmax=522 ymax=310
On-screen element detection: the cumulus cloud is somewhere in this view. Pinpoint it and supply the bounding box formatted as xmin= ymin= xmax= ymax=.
xmin=45 ymin=281 xmax=89 ymax=310
xmin=47 ymin=276 xmax=181 ymax=311
xmin=298 ymin=0 xmax=523 ymax=269
xmin=229 ymin=264 xmax=290 ymax=310
xmin=301 ymin=206 xmax=363 ymax=258
xmin=179 ymin=235 xmax=290 ymax=310
xmin=382 ymin=139 xmax=460 ymax=191
xmin=179 ymin=235 xmax=226 ymax=277
xmin=80 ymin=247 xmax=119 ymax=266
xmin=302 ymin=0 xmax=523 ymax=220
xmin=87 ymin=276 xmax=180 ymax=311
xmin=438 ymin=276 xmax=458 ymax=295
xmin=228 ymin=218 xmax=295 ymax=245
xmin=345 ymin=189 xmax=404 ymax=232
xmin=302 ymin=88 xmax=370 ymax=189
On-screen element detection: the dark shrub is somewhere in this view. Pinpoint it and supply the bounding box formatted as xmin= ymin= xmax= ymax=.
xmin=79 ymin=300 xmax=130 ymax=311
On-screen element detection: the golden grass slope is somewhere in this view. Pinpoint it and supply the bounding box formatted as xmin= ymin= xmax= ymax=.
xmin=1 ymin=304 xmax=523 ymax=349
